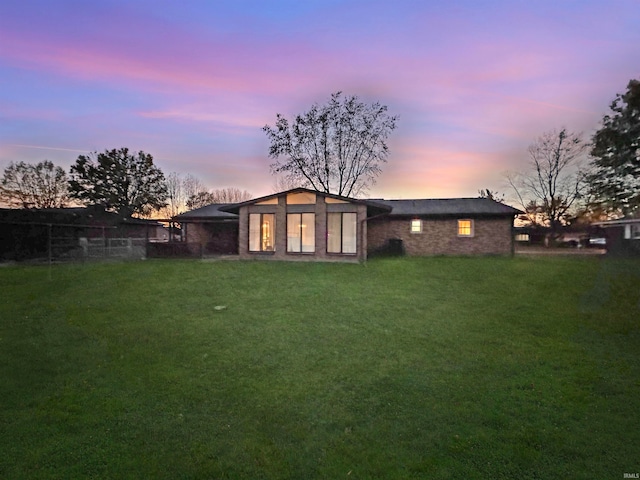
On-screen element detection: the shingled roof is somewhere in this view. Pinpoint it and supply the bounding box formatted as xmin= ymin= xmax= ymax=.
xmin=0 ymin=207 xmax=162 ymax=227
xmin=372 ymin=198 xmax=522 ymax=217
xmin=172 ymin=192 xmax=521 ymax=221
xmin=173 ymin=203 xmax=238 ymax=221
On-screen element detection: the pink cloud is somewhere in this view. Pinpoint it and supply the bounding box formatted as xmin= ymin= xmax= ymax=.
xmin=373 ymin=137 xmax=513 ymax=199
xmin=0 ymin=14 xmax=335 ymax=99
xmin=1 ymin=0 xmax=637 ymax=204
xmin=138 ymin=108 xmax=265 ymax=131
xmin=3 ymin=144 xmax=87 ymax=154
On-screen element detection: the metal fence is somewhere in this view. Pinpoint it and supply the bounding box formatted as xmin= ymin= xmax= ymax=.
xmin=51 ymin=237 xmax=147 ymax=261
xmin=1 ymin=219 xmax=206 ymax=262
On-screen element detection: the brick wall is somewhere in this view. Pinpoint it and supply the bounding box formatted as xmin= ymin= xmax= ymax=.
xmin=368 ymin=216 xmax=514 ymax=256
xmin=184 ymin=222 xmax=238 ymax=254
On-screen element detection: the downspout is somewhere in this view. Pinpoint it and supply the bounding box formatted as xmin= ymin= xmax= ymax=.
xmin=511 ymin=215 xmax=516 ymax=257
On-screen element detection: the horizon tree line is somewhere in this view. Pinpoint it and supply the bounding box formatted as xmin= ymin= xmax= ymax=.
xmin=1 ymin=80 xmax=638 ymax=224
xmin=0 ymin=148 xmax=253 ymax=218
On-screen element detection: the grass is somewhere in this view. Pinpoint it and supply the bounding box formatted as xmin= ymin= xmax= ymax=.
xmin=1 ymin=256 xmax=639 ymax=479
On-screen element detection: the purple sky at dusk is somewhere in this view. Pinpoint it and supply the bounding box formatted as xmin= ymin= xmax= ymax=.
xmin=1 ymin=0 xmax=639 ymax=201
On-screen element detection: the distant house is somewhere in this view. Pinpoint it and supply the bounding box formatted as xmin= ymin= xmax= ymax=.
xmin=593 ymin=215 xmax=640 ymax=256
xmin=174 ymin=188 xmax=522 ymax=261
xmin=512 ymin=224 xmax=607 ymax=249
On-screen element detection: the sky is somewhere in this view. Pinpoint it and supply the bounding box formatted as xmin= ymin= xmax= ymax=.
xmin=1 ymin=0 xmax=639 ymax=201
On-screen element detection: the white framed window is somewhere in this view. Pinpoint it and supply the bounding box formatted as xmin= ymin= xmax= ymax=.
xmin=249 ymin=213 xmax=275 ymax=252
xmin=327 ymin=212 xmax=357 ymax=254
xmin=287 ymin=213 xmax=315 ymax=253
xmin=411 ymin=219 xmax=422 ymax=233
xmin=625 ymin=224 xmax=640 ymax=240
xmin=457 ymin=219 xmax=474 ymax=237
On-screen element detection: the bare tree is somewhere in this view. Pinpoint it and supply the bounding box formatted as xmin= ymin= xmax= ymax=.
xmin=263 ymin=91 xmax=398 ymax=197
xmin=158 ymin=173 xmax=219 ymax=216
xmin=1 ymin=160 xmax=70 ymax=208
xmin=208 ymin=188 xmax=252 ymax=203
xmin=272 ymin=174 xmax=304 ymax=193
xmin=160 ymin=172 xmax=186 ymax=218
xmin=185 ymin=187 xmax=252 ymax=209
xmin=182 ymin=174 xmax=207 ymax=203
xmin=477 ymin=188 xmax=505 ymax=202
xmin=506 ymin=128 xmax=589 ymax=230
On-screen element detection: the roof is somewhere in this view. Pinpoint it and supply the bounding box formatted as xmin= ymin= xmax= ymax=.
xmin=593 ymin=214 xmax=640 ymax=227
xmin=218 ymin=188 xmax=392 ymax=216
xmin=173 ymin=190 xmax=521 ymax=221
xmin=173 ymin=203 xmax=238 ymax=221
xmin=372 ymin=198 xmax=522 ymax=217
xmin=0 ymin=207 xmax=162 ymax=227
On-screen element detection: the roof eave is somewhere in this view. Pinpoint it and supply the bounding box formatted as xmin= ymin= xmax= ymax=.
xmin=219 ymin=188 xmax=393 ymax=214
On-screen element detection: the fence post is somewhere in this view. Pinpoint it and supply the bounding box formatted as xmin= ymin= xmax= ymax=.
xmin=48 ymin=223 xmax=52 ymax=280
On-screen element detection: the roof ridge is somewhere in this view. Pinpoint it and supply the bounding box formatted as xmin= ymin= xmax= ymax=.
xmin=379 ymin=197 xmax=494 ymax=201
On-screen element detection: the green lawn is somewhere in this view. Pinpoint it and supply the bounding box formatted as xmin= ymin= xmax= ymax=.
xmin=1 ymin=257 xmax=639 ymax=479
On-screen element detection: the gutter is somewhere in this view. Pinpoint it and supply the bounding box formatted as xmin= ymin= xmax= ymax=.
xmin=593 ymin=219 xmax=640 ymax=227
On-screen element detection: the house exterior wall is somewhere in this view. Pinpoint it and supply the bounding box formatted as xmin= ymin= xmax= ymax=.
xmin=367 ymin=216 xmax=514 ymax=256
xmin=184 ymin=222 xmax=238 ymax=254
xmin=603 ymin=224 xmax=640 ymax=256
xmin=237 ymin=194 xmax=367 ymax=262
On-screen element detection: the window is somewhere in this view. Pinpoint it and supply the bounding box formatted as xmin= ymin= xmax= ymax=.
xmin=287 ymin=213 xmax=315 ymax=253
xmin=411 ymin=219 xmax=422 ymax=233
xmin=255 ymin=198 xmax=278 ymax=205
xmin=327 ymin=212 xmax=357 ymax=254
xmin=286 ymin=192 xmax=316 ymax=204
xmin=625 ymin=224 xmax=640 ymax=240
xmin=249 ymin=213 xmax=275 ymax=252
xmin=458 ymin=219 xmax=473 ymax=237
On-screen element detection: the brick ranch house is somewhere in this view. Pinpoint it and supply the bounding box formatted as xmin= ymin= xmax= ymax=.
xmin=173 ymin=188 xmax=522 ymax=262
xmin=593 ymin=214 xmax=640 ymax=256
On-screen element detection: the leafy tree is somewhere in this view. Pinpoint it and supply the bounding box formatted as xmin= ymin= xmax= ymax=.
xmin=506 ymin=128 xmax=588 ymax=230
xmin=0 ymin=160 xmax=69 ymax=208
xmin=186 ymin=191 xmax=215 ymax=210
xmin=263 ymin=91 xmax=398 ymax=197
xmin=69 ymin=148 xmax=168 ymax=217
xmin=589 ymin=79 xmax=640 ymax=216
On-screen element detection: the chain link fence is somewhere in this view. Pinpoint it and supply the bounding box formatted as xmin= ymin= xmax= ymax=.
xmin=51 ymin=236 xmax=148 ymax=261
xmin=1 ymin=221 xmax=153 ymax=263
